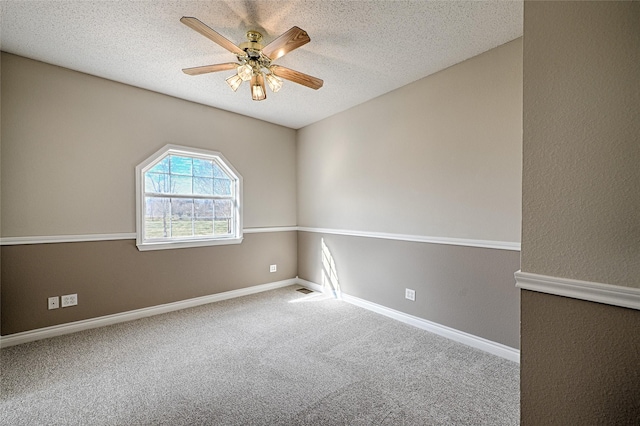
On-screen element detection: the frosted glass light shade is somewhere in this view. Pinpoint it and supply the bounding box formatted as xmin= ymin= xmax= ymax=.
xmin=266 ymin=73 xmax=283 ymax=93
xmin=251 ymin=73 xmax=266 ymax=101
xmin=237 ymin=63 xmax=253 ymax=81
xmin=225 ymin=74 xmax=243 ymax=92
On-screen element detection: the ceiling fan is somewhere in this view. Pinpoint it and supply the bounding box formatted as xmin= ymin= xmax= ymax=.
xmin=180 ymin=17 xmax=323 ymax=101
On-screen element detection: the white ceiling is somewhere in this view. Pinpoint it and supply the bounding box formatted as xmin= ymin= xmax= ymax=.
xmin=0 ymin=1 xmax=523 ymax=129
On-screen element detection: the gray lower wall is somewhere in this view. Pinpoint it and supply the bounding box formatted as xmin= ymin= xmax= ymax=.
xmin=521 ymin=290 xmax=640 ymax=424
xmin=1 ymin=231 xmax=297 ymax=335
xmin=298 ymin=231 xmax=520 ymax=349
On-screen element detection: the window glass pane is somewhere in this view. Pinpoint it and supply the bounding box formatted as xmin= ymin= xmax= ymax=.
xmin=214 ymin=199 xmax=233 ymax=218
xmin=194 ymin=177 xmax=213 ymax=196
xmin=194 ymin=199 xmax=214 ymax=236
xmin=193 ymin=158 xmax=213 ymax=178
xmin=171 ymin=175 xmax=192 ymax=195
xmin=214 ymin=199 xmax=233 ymax=235
xmin=145 ymin=197 xmax=171 ymax=239
xmin=145 ymin=172 xmax=170 ymax=193
xmin=170 ymin=156 xmax=193 ymax=176
xmin=213 ymin=178 xmax=231 ymax=196
xmin=213 ymin=163 xmax=229 ymax=179
xmin=147 ymin=156 xmax=170 ymax=174
xmin=171 ymin=198 xmax=193 ymax=237
xmin=214 ymin=219 xmax=231 ymax=235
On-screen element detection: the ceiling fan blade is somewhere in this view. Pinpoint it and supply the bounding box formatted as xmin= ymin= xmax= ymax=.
xmin=271 ymin=66 xmax=323 ymax=90
xmin=180 ymin=17 xmax=244 ymax=56
xmin=182 ymin=62 xmax=239 ymax=76
xmin=262 ymin=26 xmax=310 ymax=61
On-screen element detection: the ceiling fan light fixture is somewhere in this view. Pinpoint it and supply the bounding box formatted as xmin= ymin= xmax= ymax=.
xmin=180 ymin=17 xmax=323 ymax=101
xmin=225 ymin=74 xmax=243 ymax=91
xmin=237 ymin=63 xmax=253 ymax=81
xmin=266 ymin=73 xmax=283 ymax=93
xmin=251 ymin=73 xmax=267 ymax=101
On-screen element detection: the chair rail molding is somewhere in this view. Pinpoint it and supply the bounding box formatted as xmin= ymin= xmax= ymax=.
xmin=298 ymin=227 xmax=521 ymax=251
xmin=3 ymin=227 xmax=519 ymax=251
xmin=515 ymin=270 xmax=640 ymax=311
xmin=0 ymin=227 xmax=298 ymax=245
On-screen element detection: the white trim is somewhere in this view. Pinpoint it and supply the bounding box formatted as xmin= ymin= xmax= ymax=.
xmin=0 ymin=227 xmax=297 ymax=246
xmin=0 ymin=278 xmax=298 ymax=348
xmin=515 ymin=271 xmax=640 ymax=311
xmin=136 ymin=237 xmax=243 ymax=251
xmin=298 ymin=278 xmax=325 ymax=293
xmin=1 ymin=227 xmax=518 ymax=251
xmin=298 ymin=227 xmax=520 ymax=251
xmin=297 ymin=278 xmax=520 ymax=363
xmin=243 ymin=227 xmax=297 ymax=234
xmin=0 ymin=233 xmax=137 ymax=245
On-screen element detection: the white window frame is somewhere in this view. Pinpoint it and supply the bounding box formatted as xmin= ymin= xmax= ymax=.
xmin=135 ymin=144 xmax=243 ymax=251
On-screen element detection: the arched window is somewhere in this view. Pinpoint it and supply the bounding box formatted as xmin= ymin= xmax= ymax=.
xmin=136 ymin=145 xmax=242 ymax=250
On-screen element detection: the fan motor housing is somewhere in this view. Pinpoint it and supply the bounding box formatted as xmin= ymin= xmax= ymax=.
xmin=240 ymin=30 xmax=264 ymax=56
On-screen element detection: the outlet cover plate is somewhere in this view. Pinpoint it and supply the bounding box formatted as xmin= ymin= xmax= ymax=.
xmin=270 ymin=264 xmax=277 ymax=273
xmin=61 ymin=293 xmax=78 ymax=307
xmin=48 ymin=296 xmax=59 ymax=310
xmin=405 ymin=288 xmax=416 ymax=301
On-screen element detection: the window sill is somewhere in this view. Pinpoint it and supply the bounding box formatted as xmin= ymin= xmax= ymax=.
xmin=136 ymin=236 xmax=243 ymax=251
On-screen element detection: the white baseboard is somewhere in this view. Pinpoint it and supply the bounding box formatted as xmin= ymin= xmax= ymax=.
xmin=297 ymin=278 xmax=520 ymax=363
xmin=0 ymin=278 xmax=298 ymax=348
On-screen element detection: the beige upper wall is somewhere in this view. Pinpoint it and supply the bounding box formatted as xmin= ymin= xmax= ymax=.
xmin=522 ymin=1 xmax=640 ymax=287
xmin=0 ymin=53 xmax=297 ymax=237
xmin=297 ymin=39 xmax=522 ymax=242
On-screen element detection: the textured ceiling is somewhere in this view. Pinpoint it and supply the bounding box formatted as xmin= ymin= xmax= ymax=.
xmin=0 ymin=1 xmax=523 ymax=129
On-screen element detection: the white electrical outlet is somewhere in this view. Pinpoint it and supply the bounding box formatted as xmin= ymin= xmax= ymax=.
xmin=61 ymin=293 xmax=78 ymax=307
xmin=48 ymin=296 xmax=59 ymax=310
xmin=269 ymin=264 xmax=277 ymax=273
xmin=405 ymin=288 xmax=416 ymax=301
